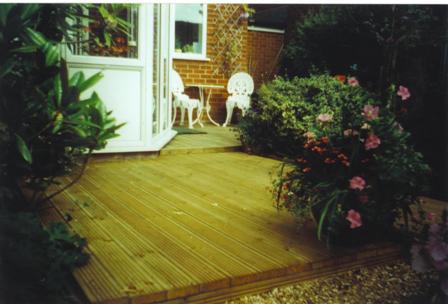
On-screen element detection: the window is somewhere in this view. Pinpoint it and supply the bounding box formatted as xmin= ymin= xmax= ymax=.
xmin=173 ymin=4 xmax=207 ymax=60
xmin=72 ymin=5 xmax=139 ymax=59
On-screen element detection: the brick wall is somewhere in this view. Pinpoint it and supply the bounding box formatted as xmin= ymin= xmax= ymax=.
xmin=173 ymin=4 xmax=248 ymax=124
xmin=247 ymin=29 xmax=284 ymax=89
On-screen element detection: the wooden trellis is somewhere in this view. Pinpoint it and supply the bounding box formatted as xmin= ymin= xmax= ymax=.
xmin=212 ymin=4 xmax=245 ymax=77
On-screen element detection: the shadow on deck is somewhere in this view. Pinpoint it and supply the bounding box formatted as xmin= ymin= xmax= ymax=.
xmin=38 ymin=128 xmax=406 ymax=304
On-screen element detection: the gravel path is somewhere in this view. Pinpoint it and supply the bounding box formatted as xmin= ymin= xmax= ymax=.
xmin=227 ymin=261 xmax=437 ymax=304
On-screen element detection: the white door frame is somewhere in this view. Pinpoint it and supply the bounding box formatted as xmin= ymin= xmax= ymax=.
xmin=65 ymin=4 xmax=175 ymax=153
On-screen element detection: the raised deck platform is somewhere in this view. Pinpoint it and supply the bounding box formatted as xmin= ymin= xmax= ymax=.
xmin=39 ymin=151 xmax=403 ymax=304
xmin=161 ymin=126 xmax=241 ymax=156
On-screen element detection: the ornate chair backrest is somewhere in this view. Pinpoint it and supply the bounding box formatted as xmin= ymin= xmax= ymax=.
xmin=171 ymin=70 xmax=185 ymax=95
xmin=227 ymin=72 xmax=254 ymax=97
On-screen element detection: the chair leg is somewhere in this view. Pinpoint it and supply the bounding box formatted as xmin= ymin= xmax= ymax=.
xmin=187 ymin=106 xmax=194 ymax=129
xmin=171 ymin=106 xmax=177 ymax=127
xmin=223 ymin=100 xmax=234 ymax=127
xmin=180 ymin=106 xmax=185 ymax=126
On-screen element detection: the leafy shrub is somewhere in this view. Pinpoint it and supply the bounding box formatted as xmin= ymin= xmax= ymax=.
xmin=0 ymin=209 xmax=89 ymax=303
xmin=282 ymin=5 xmax=446 ymax=199
xmin=243 ymin=74 xmax=430 ymax=246
xmin=0 ymin=4 xmax=126 ymax=209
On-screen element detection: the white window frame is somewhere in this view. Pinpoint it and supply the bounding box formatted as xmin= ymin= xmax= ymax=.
xmin=171 ymin=4 xmax=208 ymax=61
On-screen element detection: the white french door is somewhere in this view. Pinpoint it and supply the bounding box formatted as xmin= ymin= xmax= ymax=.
xmin=65 ymin=4 xmax=174 ymax=153
xmin=150 ymin=4 xmax=174 ymax=149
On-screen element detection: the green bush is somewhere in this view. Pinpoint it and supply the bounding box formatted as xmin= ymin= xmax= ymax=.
xmin=281 ymin=5 xmax=446 ymax=199
xmin=0 ymin=209 xmax=89 ymax=303
xmin=239 ymin=74 xmax=430 ymax=246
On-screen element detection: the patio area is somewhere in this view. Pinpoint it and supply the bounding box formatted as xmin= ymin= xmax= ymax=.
xmin=39 ymin=150 xmax=401 ymax=304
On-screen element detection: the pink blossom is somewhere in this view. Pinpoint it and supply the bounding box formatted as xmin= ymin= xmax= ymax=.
xmin=427 ymin=212 xmax=436 ymax=222
xmin=362 ymin=105 xmax=379 ymax=121
xmin=349 ymin=176 xmax=366 ymax=191
xmin=317 ymin=113 xmax=333 ymax=123
xmin=429 ymin=242 xmax=448 ymax=262
xmin=365 ymin=134 xmax=381 ymax=150
xmin=430 ymin=223 xmax=441 ymax=234
xmin=397 ymin=85 xmax=411 ymax=101
xmin=359 ymin=194 xmax=369 ymax=204
xmin=348 ymin=77 xmax=359 ymax=86
xmin=346 ymin=209 xmax=362 ymax=229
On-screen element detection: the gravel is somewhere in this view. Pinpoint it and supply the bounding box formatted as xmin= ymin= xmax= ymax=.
xmin=227 ymin=261 xmax=437 ymax=304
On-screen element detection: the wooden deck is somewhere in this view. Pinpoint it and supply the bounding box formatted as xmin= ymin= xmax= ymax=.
xmin=161 ymin=126 xmax=241 ymax=155
xmin=39 ymin=150 xmax=402 ymax=304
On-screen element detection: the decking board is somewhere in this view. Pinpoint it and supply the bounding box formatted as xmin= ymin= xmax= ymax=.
xmin=43 ymin=150 xmax=403 ymax=303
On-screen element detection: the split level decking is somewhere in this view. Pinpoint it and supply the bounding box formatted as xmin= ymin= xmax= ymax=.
xmin=39 ymin=126 xmax=403 ymax=304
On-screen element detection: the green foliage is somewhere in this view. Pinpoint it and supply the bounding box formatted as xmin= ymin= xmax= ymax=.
xmin=281 ymin=6 xmax=446 ymax=199
xmin=0 ymin=4 xmax=124 ymax=206
xmin=0 ymin=209 xmax=89 ymax=303
xmin=283 ymin=5 xmax=443 ymax=93
xmin=239 ymin=74 xmax=431 ymax=246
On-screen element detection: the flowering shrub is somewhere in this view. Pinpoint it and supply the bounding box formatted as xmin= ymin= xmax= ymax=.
xmin=272 ymin=74 xmax=430 ymax=246
xmin=411 ymin=209 xmax=448 ymax=303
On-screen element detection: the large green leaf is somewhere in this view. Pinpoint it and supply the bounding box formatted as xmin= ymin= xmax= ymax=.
xmin=11 ymin=45 xmax=38 ymax=53
xmin=43 ymin=42 xmax=59 ymax=66
xmin=0 ymin=4 xmax=13 ymax=28
xmin=19 ymin=4 xmax=40 ymax=21
xmin=25 ymin=27 xmax=47 ymax=47
xmin=53 ymin=75 xmax=62 ymax=107
xmin=69 ymin=71 xmax=84 ymax=87
xmin=78 ymin=72 xmax=103 ymax=93
xmin=15 ymin=134 xmax=32 ymax=164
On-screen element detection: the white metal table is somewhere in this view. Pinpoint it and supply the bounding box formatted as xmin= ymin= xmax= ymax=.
xmin=185 ymin=83 xmax=225 ymax=127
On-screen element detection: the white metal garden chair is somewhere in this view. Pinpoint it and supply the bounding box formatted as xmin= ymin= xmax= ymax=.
xmin=171 ymin=70 xmax=201 ymax=129
xmin=223 ymin=72 xmax=254 ymax=127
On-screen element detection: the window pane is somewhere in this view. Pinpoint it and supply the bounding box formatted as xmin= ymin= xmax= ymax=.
xmin=73 ymin=5 xmax=138 ymax=58
xmin=175 ymin=4 xmax=204 ymax=55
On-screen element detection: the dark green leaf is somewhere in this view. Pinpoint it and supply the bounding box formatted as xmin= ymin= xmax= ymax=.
xmin=11 ymin=45 xmax=38 ymax=53
xmin=53 ymin=75 xmax=62 ymax=107
xmin=69 ymin=71 xmax=84 ymax=87
xmin=78 ymin=72 xmax=103 ymax=93
xmin=0 ymin=4 xmax=12 ymax=27
xmin=25 ymin=27 xmax=47 ymax=47
xmin=44 ymin=43 xmax=59 ymax=66
xmin=15 ymin=134 xmax=32 ymax=164
xmin=20 ymin=4 xmax=40 ymax=21
xmin=0 ymin=59 xmax=15 ymax=78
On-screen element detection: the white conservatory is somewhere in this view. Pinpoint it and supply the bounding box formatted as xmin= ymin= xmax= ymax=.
xmin=64 ymin=4 xmax=175 ymax=153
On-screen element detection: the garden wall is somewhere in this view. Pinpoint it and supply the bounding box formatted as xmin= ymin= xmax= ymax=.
xmin=247 ymin=27 xmax=284 ymax=89
xmin=173 ymin=4 xmax=249 ymax=123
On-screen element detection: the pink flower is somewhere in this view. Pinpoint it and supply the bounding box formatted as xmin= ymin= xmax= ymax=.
xmin=349 ymin=176 xmax=366 ymax=191
xmin=427 ymin=212 xmax=436 ymax=222
xmin=365 ymin=134 xmax=381 ymax=150
xmin=317 ymin=113 xmax=333 ymax=123
xmin=362 ymin=105 xmax=379 ymax=121
xmin=429 ymin=242 xmax=448 ymax=262
xmin=397 ymin=85 xmax=411 ymax=101
xmin=359 ymin=194 xmax=369 ymax=204
xmin=348 ymin=77 xmax=359 ymax=86
xmin=346 ymin=209 xmax=362 ymax=229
